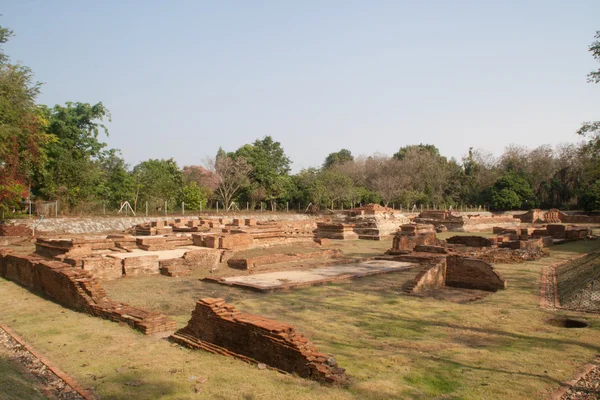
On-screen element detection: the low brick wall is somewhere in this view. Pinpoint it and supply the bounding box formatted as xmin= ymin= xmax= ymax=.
xmin=170 ymin=298 xmax=348 ymax=384
xmin=445 ymin=255 xmax=506 ymax=292
xmin=227 ymin=249 xmax=343 ymax=270
xmin=0 ymin=251 xmax=175 ymax=334
xmin=405 ymin=259 xmax=447 ymax=293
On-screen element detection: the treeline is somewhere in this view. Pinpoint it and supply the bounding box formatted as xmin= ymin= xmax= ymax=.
xmin=1 ymin=24 xmax=599 ymax=215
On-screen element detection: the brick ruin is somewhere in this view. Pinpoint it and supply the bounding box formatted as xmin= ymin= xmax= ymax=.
xmin=388 ymin=224 xmax=440 ymax=253
xmin=313 ymin=223 xmax=359 ymax=240
xmin=313 ymin=204 xmax=411 ymax=240
xmin=516 ymin=209 xmax=600 ymax=224
xmin=33 ymin=235 xmax=223 ymax=280
xmin=227 ymin=248 xmax=344 ymax=270
xmin=414 ymin=210 xmax=520 ymax=232
xmin=170 ymin=298 xmax=348 ymax=385
xmin=0 ymin=251 xmax=176 ymax=334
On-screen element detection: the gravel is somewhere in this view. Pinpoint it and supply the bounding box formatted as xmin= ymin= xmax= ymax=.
xmin=0 ymin=327 xmax=85 ymax=400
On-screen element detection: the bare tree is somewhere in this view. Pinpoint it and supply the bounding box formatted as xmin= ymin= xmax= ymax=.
xmin=204 ymin=155 xmax=252 ymax=208
xmin=364 ymin=154 xmax=404 ymax=206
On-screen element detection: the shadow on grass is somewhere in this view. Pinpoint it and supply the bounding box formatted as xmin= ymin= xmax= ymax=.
xmin=0 ymin=355 xmax=46 ymax=400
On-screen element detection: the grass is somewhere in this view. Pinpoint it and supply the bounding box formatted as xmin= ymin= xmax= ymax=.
xmin=2 ymin=238 xmax=600 ymax=399
xmin=0 ymin=346 xmax=47 ymax=400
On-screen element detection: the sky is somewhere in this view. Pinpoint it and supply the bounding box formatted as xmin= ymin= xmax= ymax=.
xmin=2 ymin=1 xmax=600 ymax=172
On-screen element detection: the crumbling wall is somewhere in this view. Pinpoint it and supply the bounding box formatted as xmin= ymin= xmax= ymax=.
xmin=170 ymin=298 xmax=348 ymax=384
xmin=445 ymin=255 xmax=506 ymax=292
xmin=0 ymin=251 xmax=175 ymax=334
xmin=227 ymin=249 xmax=343 ymax=270
xmin=446 ymin=236 xmax=497 ymax=247
xmin=404 ymin=259 xmax=447 ymax=293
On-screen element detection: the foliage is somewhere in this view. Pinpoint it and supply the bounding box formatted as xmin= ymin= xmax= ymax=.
xmin=323 ymin=149 xmax=353 ymax=169
xmin=393 ymin=144 xmax=440 ymax=160
xmin=234 ymin=136 xmax=291 ymax=206
xmin=179 ymin=181 xmax=207 ymax=211
xmin=206 ymin=151 xmax=252 ymax=208
xmin=132 ymin=159 xmax=184 ymax=211
xmin=579 ymin=181 xmax=600 ymax=212
xmin=35 ymin=102 xmax=111 ymax=210
xmin=489 ymin=173 xmax=536 ymax=210
xmin=0 ymin=25 xmax=53 ymax=214
xmin=97 ymin=150 xmax=135 ymax=208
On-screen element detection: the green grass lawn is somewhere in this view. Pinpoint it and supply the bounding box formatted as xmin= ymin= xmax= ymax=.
xmin=1 ymin=238 xmax=600 ymax=399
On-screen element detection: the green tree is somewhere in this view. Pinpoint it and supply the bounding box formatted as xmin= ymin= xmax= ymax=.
xmin=132 ymin=159 xmax=184 ymax=211
xmin=393 ymin=144 xmax=440 ymax=160
xmin=489 ymin=173 xmax=536 ymax=211
xmin=0 ymin=25 xmax=53 ymax=215
xmin=35 ymin=102 xmax=111 ymax=210
xmin=97 ymin=150 xmax=135 ymax=208
xmin=323 ymin=149 xmax=354 ymax=169
xmin=179 ymin=181 xmax=207 ymax=211
xmin=234 ymin=136 xmax=292 ymax=209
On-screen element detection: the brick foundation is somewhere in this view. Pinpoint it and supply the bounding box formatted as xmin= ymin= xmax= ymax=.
xmin=170 ymin=298 xmax=348 ymax=384
xmin=0 ymin=251 xmax=175 ymax=334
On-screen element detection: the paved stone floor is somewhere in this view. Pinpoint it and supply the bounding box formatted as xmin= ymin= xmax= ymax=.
xmin=212 ymin=260 xmax=417 ymax=291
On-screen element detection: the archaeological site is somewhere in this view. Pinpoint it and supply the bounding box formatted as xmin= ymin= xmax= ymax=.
xmin=0 ymin=205 xmax=599 ymax=399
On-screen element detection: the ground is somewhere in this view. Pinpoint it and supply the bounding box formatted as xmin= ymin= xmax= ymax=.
xmin=1 ymin=234 xmax=600 ymax=399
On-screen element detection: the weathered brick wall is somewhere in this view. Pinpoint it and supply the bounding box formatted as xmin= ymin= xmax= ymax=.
xmin=406 ymin=259 xmax=447 ymax=293
xmin=227 ymin=249 xmax=343 ymax=270
xmin=171 ymin=298 xmax=348 ymax=384
xmin=446 ymin=236 xmax=497 ymax=247
xmin=0 ymin=251 xmax=175 ymax=334
xmin=445 ymin=255 xmax=506 ymax=292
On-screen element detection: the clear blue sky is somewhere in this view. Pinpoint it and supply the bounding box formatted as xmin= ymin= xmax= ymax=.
xmin=3 ymin=1 xmax=600 ymax=171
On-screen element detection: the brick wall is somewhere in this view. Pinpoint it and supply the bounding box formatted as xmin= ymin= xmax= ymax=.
xmin=0 ymin=251 xmax=175 ymax=334
xmin=445 ymin=255 xmax=506 ymax=292
xmin=171 ymin=298 xmax=348 ymax=385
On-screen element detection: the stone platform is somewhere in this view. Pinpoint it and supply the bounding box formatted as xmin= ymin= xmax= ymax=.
xmin=205 ymin=260 xmax=417 ymax=291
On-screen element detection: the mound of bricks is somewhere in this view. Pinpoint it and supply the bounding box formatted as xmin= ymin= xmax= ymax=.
xmin=446 ymin=236 xmax=498 ymax=247
xmin=388 ymin=224 xmax=438 ymax=253
xmin=135 ymin=220 xmax=173 ymax=236
xmin=0 ymin=251 xmax=175 ymax=334
xmin=170 ymin=298 xmax=348 ymax=385
xmin=227 ymin=249 xmax=343 ymax=270
xmin=0 ymin=223 xmax=32 ymax=236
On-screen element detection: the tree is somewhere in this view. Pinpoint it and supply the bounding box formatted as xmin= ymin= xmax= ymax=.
xmin=234 ymin=136 xmax=291 ymax=208
xmin=97 ymin=150 xmax=135 ymax=208
xmin=132 ymin=159 xmax=184 ymax=211
xmin=323 ymin=149 xmax=354 ymax=169
xmin=393 ymin=144 xmax=440 ymax=160
xmin=577 ymin=31 xmax=600 ymax=150
xmin=0 ymin=25 xmax=53 ymax=214
xmin=205 ymin=151 xmax=252 ymax=208
xmin=364 ymin=155 xmax=404 ymax=207
xmin=179 ymin=181 xmax=208 ymax=211
xmin=35 ymin=102 xmax=111 ymax=210
xmin=489 ymin=173 xmax=536 ymax=211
